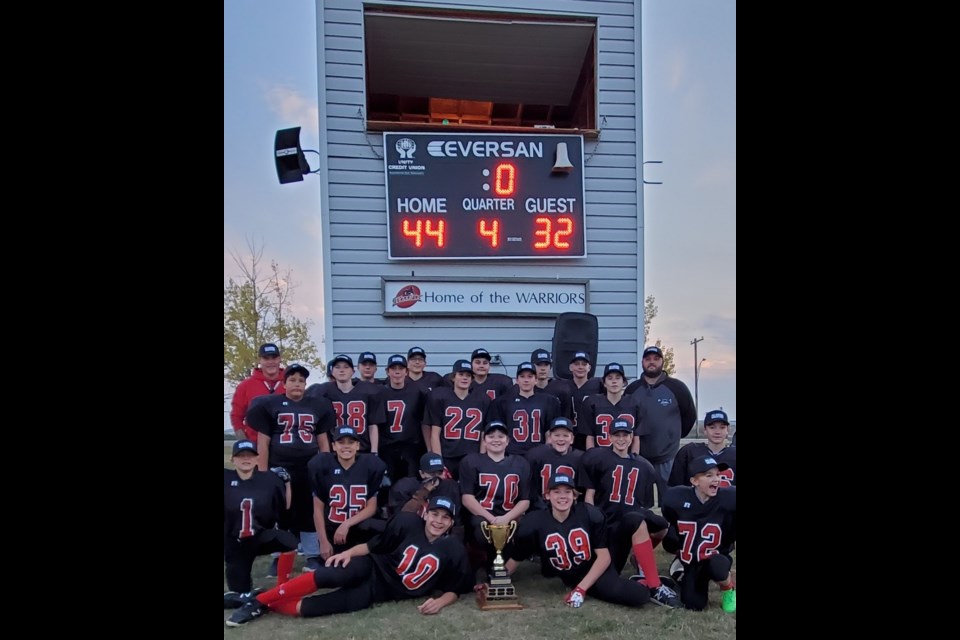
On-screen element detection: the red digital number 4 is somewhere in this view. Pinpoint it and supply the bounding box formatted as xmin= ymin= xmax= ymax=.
xmin=479 ymin=219 xmax=500 ymax=247
xmin=402 ymin=219 xmax=445 ymax=247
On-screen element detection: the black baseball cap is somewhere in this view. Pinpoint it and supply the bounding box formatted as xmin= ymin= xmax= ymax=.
xmin=331 ymin=354 xmax=354 ymax=368
xmin=331 ymin=426 xmax=360 ymax=441
xmin=232 ymin=440 xmax=259 ymax=456
xmin=531 ymin=349 xmax=551 ymax=364
xmin=284 ymin=363 xmax=310 ymax=379
xmin=426 ymin=494 xmax=456 ymax=517
xmin=484 ymin=420 xmax=509 ymax=436
xmin=358 ymin=352 xmax=377 ymax=365
xmin=547 ymin=417 xmax=575 ymax=432
xmin=387 ymin=354 xmax=408 ymax=368
xmin=603 ymin=363 xmax=626 ymax=378
xmin=569 ymin=351 xmax=591 ymax=364
xmin=547 ymin=473 xmax=576 ymax=490
xmin=452 ymin=359 xmax=473 ymax=374
xmin=689 ymin=455 xmax=730 ymax=476
xmin=259 ymin=343 xmax=280 ymax=357
xmin=420 ymin=452 xmax=444 ymax=473
xmin=704 ymin=409 xmax=730 ymax=426
xmin=611 ymin=419 xmax=633 ymax=434
xmin=516 ymin=362 xmax=537 ymax=376
xmin=642 ymin=346 xmax=664 ymax=358
xmin=407 ymin=346 xmax=427 ymax=358
xmin=471 ymin=348 xmax=491 ymax=361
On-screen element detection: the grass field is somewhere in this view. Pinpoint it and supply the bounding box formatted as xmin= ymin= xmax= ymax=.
xmin=223 ymin=446 xmax=736 ymax=639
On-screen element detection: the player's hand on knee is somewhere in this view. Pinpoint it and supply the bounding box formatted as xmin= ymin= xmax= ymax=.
xmin=269 ymin=466 xmax=291 ymax=483
xmin=565 ymin=587 xmax=586 ymax=608
xmin=326 ymin=552 xmax=350 ymax=568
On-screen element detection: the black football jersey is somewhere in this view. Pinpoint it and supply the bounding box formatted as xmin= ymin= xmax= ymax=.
xmin=489 ymin=391 xmax=562 ymax=456
xmin=525 ymin=445 xmax=584 ymax=510
xmin=423 ymin=387 xmax=491 ymax=459
xmin=668 ymin=444 xmax=737 ymax=487
xmin=380 ymin=383 xmax=428 ymax=448
xmin=307 ymin=452 xmax=386 ymax=527
xmin=310 ymin=381 xmax=387 ymax=451
xmin=406 ymin=371 xmax=445 ymax=392
xmin=509 ymin=502 xmax=608 ymax=581
xmin=368 ymin=511 xmax=471 ymax=599
xmin=576 ymin=394 xmax=642 ymax=447
xmin=535 ymin=379 xmax=574 ymax=419
xmin=662 ymin=485 xmax=736 ymax=562
xmin=470 ymin=373 xmax=515 ymax=400
xmin=580 ymin=447 xmax=657 ymax=522
xmin=568 ymin=378 xmax=604 ymax=430
xmin=223 ymin=468 xmax=286 ymax=540
xmin=459 ymin=453 xmax=531 ymax=516
xmin=246 ymin=394 xmax=335 ymax=468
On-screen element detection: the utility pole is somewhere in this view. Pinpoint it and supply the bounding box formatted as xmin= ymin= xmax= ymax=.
xmin=690 ymin=337 xmax=704 ymax=430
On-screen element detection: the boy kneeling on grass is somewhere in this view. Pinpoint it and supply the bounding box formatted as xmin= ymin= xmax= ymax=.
xmin=661 ymin=455 xmax=737 ymax=613
xmin=502 ymin=473 xmax=677 ymax=610
xmin=226 ymin=495 xmax=471 ymax=627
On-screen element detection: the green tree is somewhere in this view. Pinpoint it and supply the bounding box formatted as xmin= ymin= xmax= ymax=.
xmin=224 ymin=240 xmax=323 ymax=385
xmin=643 ymin=294 xmax=676 ymax=375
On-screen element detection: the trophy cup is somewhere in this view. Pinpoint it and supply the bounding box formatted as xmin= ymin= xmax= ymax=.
xmin=477 ymin=521 xmax=523 ymax=610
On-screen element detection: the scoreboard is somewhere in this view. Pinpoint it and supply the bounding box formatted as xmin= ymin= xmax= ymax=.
xmin=384 ymin=133 xmax=586 ymax=260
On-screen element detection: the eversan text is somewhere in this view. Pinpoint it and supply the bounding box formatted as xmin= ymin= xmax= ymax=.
xmin=427 ymin=140 xmax=543 ymax=158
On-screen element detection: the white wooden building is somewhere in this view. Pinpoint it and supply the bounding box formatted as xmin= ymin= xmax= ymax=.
xmin=313 ymin=0 xmax=646 ymax=377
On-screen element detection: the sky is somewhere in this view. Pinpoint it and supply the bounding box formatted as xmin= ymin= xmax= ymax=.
xmin=224 ymin=0 xmax=736 ymax=421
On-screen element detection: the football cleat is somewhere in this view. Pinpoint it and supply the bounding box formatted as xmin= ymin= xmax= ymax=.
xmin=225 ymin=599 xmax=267 ymax=626
xmin=649 ymin=584 xmax=683 ymax=609
xmin=223 ymin=588 xmax=263 ymax=609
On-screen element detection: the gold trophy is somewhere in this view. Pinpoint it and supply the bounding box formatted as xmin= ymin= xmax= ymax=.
xmin=477 ymin=521 xmax=523 ymax=610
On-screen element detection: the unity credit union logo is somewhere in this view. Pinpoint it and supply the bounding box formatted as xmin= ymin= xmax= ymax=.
xmin=396 ymin=138 xmax=416 ymax=160
xmin=393 ymin=284 xmax=422 ymax=308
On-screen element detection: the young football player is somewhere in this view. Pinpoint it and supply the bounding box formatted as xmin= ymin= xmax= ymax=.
xmin=226 ymin=496 xmax=470 ymax=626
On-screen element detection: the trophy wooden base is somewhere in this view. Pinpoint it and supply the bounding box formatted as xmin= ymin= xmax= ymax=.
xmin=475 ymin=584 xmax=524 ymax=611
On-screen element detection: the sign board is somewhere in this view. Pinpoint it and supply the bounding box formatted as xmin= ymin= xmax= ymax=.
xmin=384 ymin=133 xmax=586 ymax=260
xmin=383 ymin=277 xmax=588 ymax=316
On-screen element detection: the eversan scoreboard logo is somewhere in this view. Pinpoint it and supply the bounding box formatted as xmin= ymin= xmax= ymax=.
xmin=427 ymin=140 xmax=543 ymax=158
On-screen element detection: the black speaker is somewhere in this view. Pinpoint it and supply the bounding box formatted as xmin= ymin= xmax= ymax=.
xmin=274 ymin=127 xmax=311 ymax=184
xmin=551 ymin=312 xmax=599 ymax=380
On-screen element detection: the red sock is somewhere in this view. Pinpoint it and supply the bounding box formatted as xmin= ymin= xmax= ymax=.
xmin=258 ymin=572 xmax=318 ymax=605
xmin=720 ymin=578 xmax=735 ymax=591
xmin=277 ymin=551 xmax=296 ymax=585
xmin=632 ymin=541 xmax=661 ymax=589
xmin=267 ymin=597 xmax=302 ymax=616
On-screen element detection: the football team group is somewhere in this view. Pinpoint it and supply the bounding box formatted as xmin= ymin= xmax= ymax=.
xmin=224 ymin=343 xmax=736 ymax=627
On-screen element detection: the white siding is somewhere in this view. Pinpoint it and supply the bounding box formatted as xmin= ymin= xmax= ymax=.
xmin=315 ymin=0 xmax=644 ymax=377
